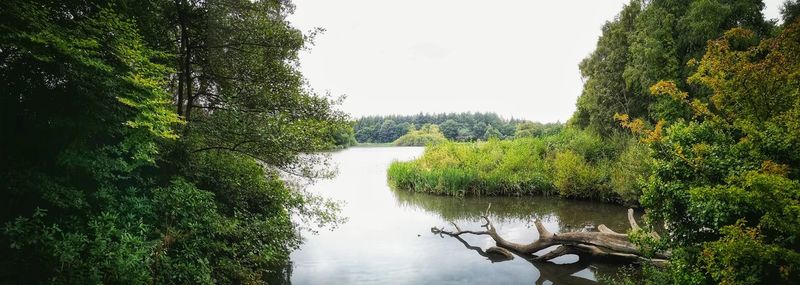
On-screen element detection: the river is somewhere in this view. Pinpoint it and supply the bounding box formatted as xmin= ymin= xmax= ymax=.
xmin=279 ymin=146 xmax=635 ymax=284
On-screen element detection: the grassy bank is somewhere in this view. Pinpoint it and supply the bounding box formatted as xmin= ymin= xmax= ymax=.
xmin=387 ymin=129 xmax=650 ymax=205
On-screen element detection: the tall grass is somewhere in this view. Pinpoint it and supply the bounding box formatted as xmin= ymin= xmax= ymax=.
xmin=387 ymin=129 xmax=651 ymax=205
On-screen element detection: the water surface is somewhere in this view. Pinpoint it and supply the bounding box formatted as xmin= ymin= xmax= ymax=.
xmin=285 ymin=147 xmax=634 ymax=284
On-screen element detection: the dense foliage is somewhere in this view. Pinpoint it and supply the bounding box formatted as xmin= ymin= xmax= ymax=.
xmin=512 ymin=121 xmax=565 ymax=138
xmin=0 ymin=0 xmax=345 ymax=283
xmin=329 ymin=123 xmax=358 ymax=149
xmin=392 ymin=125 xmax=448 ymax=146
xmin=354 ymin=112 xmax=538 ymax=143
xmin=571 ymin=0 xmax=773 ymax=135
xmin=629 ymin=20 xmax=800 ymax=284
xmin=388 ymin=130 xmax=647 ymax=204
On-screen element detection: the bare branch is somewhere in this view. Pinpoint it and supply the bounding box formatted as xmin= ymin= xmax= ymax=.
xmin=432 ymin=208 xmax=671 ymax=265
xmin=628 ymin=208 xmax=641 ymax=231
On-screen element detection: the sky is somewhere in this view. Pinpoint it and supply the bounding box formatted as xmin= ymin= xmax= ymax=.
xmin=288 ymin=0 xmax=786 ymax=123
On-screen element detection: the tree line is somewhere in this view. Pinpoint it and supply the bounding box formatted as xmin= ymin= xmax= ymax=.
xmin=0 ymin=0 xmax=346 ymax=283
xmin=353 ymin=112 xmax=562 ymax=143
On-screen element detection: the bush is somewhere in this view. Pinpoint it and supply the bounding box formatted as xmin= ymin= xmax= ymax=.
xmin=173 ymin=152 xmax=301 ymax=283
xmin=393 ymin=124 xmax=448 ymax=146
xmin=552 ymin=150 xmax=611 ymax=199
xmin=610 ymin=142 xmax=652 ymax=205
xmin=701 ymin=221 xmax=800 ymax=284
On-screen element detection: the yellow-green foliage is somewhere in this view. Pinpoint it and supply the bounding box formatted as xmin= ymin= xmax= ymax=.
xmin=635 ymin=21 xmax=800 ymax=284
xmin=388 ymin=130 xmax=644 ymax=203
xmin=389 ymin=138 xmax=552 ymax=196
xmin=610 ymin=143 xmax=652 ymax=203
xmin=701 ymin=219 xmax=800 ymax=284
xmin=393 ymin=124 xmax=448 ymax=146
xmin=552 ymin=150 xmax=611 ymax=199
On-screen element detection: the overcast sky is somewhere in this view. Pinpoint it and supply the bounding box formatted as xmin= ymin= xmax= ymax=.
xmin=288 ymin=0 xmax=786 ymax=123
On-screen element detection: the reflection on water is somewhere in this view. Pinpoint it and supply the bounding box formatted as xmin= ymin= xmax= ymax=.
xmin=278 ymin=147 xmax=636 ymax=285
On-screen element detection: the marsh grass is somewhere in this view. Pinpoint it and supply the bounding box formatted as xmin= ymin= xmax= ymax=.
xmin=387 ymin=130 xmax=650 ymax=205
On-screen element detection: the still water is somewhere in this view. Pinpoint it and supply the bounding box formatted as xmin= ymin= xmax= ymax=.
xmin=285 ymin=147 xmax=634 ymax=285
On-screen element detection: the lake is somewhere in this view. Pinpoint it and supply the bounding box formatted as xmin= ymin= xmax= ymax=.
xmin=279 ymin=147 xmax=636 ymax=284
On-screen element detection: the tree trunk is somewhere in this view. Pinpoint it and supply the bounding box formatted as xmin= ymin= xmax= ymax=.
xmin=431 ymin=206 xmax=669 ymax=266
xmin=174 ymin=0 xmax=193 ymax=122
xmin=183 ymin=42 xmax=193 ymax=122
xmin=175 ymin=0 xmax=186 ymax=117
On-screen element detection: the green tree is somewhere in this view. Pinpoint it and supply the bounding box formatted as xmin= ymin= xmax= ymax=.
xmin=639 ymin=21 xmax=800 ymax=284
xmin=572 ymin=1 xmax=641 ymax=134
xmin=353 ymin=112 xmax=528 ymax=143
xmin=483 ymin=125 xmax=502 ymax=140
xmin=784 ymin=0 xmax=800 ymax=23
xmin=573 ymin=0 xmax=772 ymax=134
xmin=514 ymin=122 xmax=564 ymax=138
xmin=0 ymin=0 xmax=346 ymax=283
xmin=169 ymin=0 xmax=349 ymax=171
xmin=440 ymin=119 xmax=461 ymax=139
xmin=393 ymin=124 xmax=448 ymax=146
xmin=456 ymin=127 xmax=475 ymax=141
xmin=330 ymin=123 xmax=357 ymax=148
xmin=0 ymin=1 xmax=179 ymax=282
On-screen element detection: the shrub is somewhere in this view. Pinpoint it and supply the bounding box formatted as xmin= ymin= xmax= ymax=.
xmin=610 ymin=142 xmax=652 ymax=205
xmin=393 ymin=124 xmax=448 ymax=146
xmin=552 ymin=150 xmax=612 ymax=200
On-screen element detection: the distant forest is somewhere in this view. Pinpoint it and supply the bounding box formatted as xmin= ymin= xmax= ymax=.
xmin=353 ymin=112 xmax=562 ymax=143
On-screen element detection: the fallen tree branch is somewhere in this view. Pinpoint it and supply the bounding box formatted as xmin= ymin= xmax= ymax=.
xmin=432 ymin=205 xmax=669 ymax=266
xmin=628 ymin=208 xmax=641 ymax=231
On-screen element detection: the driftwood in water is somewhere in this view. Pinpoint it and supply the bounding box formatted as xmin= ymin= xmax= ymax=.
xmin=442 ymin=230 xmax=604 ymax=285
xmin=431 ymin=205 xmax=669 ymax=266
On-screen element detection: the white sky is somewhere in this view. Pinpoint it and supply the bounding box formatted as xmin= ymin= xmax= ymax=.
xmin=289 ymin=0 xmax=786 ymax=123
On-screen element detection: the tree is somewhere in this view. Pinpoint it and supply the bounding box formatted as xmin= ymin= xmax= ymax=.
xmin=638 ymin=21 xmax=800 ymax=284
xmin=440 ymin=119 xmax=461 ymax=140
xmin=472 ymin=121 xmax=488 ymax=139
xmin=356 ymin=126 xmax=377 ymax=143
xmin=456 ymin=127 xmax=475 ymax=141
xmin=352 ymin=112 xmax=529 ymax=143
xmin=169 ymin=0 xmax=349 ymax=173
xmin=375 ymin=119 xmax=407 ymax=143
xmin=0 ymin=0 xmax=346 ymax=283
xmin=483 ymin=125 xmax=502 ymax=140
xmin=783 ymin=0 xmax=800 ymax=23
xmin=0 ymin=1 xmax=179 ymax=282
xmin=393 ymin=124 xmax=448 ymax=146
xmin=573 ymin=1 xmax=641 ymax=134
xmin=514 ymin=122 xmax=564 ymax=138
xmin=331 ymin=123 xmax=357 ymax=148
xmin=573 ymin=0 xmax=773 ymax=135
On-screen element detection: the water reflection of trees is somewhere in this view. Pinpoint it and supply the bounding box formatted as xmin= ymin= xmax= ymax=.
xmin=390 ymin=187 xmax=637 ymax=232
xmin=264 ymin=261 xmax=293 ymax=285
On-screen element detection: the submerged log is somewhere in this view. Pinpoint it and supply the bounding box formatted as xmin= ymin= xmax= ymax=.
xmin=431 ymin=204 xmax=669 ymax=266
xmin=486 ymin=246 xmax=514 ymax=260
